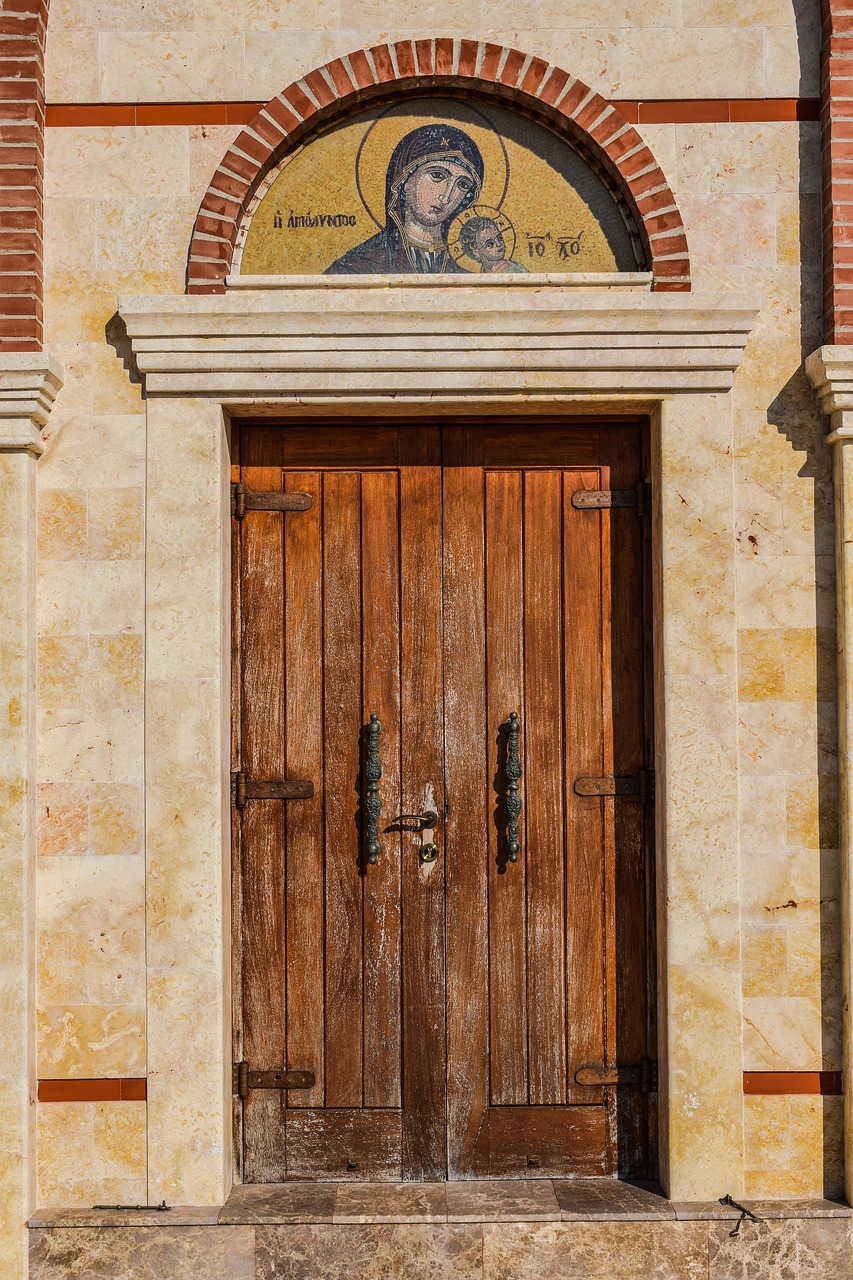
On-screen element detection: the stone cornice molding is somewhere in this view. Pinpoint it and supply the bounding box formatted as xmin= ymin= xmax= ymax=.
xmin=118 ymin=285 xmax=756 ymax=403
xmin=805 ymin=346 xmax=853 ymax=437
xmin=0 ymin=353 xmax=64 ymax=456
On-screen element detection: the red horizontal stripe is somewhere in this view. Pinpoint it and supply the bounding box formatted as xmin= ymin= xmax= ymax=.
xmin=43 ymin=98 xmax=820 ymax=129
xmin=743 ymin=1071 xmax=843 ymax=1096
xmin=38 ymin=1078 xmax=147 ymax=1102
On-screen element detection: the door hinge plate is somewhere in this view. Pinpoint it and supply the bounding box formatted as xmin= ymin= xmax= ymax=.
xmin=231 ymin=482 xmax=313 ymax=519
xmin=572 ymin=481 xmax=650 ymax=515
xmin=574 ymin=768 xmax=654 ymax=804
xmin=575 ymin=1058 xmax=657 ymax=1091
xmin=231 ymin=771 xmax=314 ymax=808
xmin=233 ymin=1062 xmax=315 ymax=1099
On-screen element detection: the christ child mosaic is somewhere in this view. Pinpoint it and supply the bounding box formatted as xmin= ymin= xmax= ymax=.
xmin=238 ymin=98 xmax=641 ymax=276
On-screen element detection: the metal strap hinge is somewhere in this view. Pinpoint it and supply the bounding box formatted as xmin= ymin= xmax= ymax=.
xmin=572 ymin=481 xmax=651 ymax=515
xmin=231 ymin=771 xmax=314 ymax=808
xmin=575 ymin=1058 xmax=657 ymax=1092
xmin=231 ymin=482 xmax=313 ymax=519
xmin=574 ymin=768 xmax=654 ymax=804
xmin=233 ymin=1062 xmax=315 ymax=1099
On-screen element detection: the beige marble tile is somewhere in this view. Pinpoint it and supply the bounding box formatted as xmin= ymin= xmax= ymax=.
xmin=742 ymin=995 xmax=826 ymax=1071
xmin=45 ymin=127 xmax=190 ymax=201
xmin=38 ymin=1099 xmax=146 ymax=1208
xmin=487 ymin=28 xmax=622 ymax=97
xmin=680 ymin=195 xmax=776 ymax=270
xmin=39 ymin=705 xmax=143 ymax=783
xmin=682 ymin=0 xmax=803 ymax=21
xmin=446 ymin=1181 xmax=560 ymax=1222
xmin=48 ymin=0 xmax=196 ymax=28
xmin=786 ymin=774 xmax=838 ymax=851
xmin=739 ymin=775 xmax=787 ymax=851
xmin=38 ymin=560 xmax=144 ymax=637
xmin=43 ymin=199 xmax=98 ymax=278
xmin=44 ymin=29 xmax=100 ymax=102
xmin=89 ymin=784 xmax=144 ymax=857
xmin=742 ymin=924 xmax=788 ymax=999
xmin=189 ymin=124 xmax=242 ymax=203
xmin=30 ymin=1225 xmax=255 ymax=1278
xmin=481 ymin=1220 xmax=707 ymax=1279
xmin=622 ymin=27 xmax=765 ymax=98
xmin=37 ymin=636 xmax=88 ymax=709
xmin=38 ymin=1004 xmax=146 ymax=1082
xmin=37 ymin=784 xmax=88 ymax=858
xmin=196 ymin=0 xmax=340 ymax=28
xmin=243 ymin=29 xmax=362 ymax=101
xmin=146 ymin=964 xmax=229 ymax=1204
xmin=738 ymin=700 xmax=819 ymax=777
xmin=89 ymin=634 xmax=144 ymax=708
xmin=765 ymin=22 xmax=820 ymax=99
xmin=537 ymin=0 xmax=679 ymax=24
xmin=96 ymin=200 xmax=198 ymax=284
xmin=334 ymin=1182 xmax=446 ymax=1223
xmin=38 ymin=491 xmax=86 ymax=562
xmin=254 ymin=1224 xmax=482 ymax=1280
xmin=677 ymin=122 xmax=815 ymax=196
xmin=39 ymin=414 xmax=145 ymax=491
xmin=100 ymin=32 xmax=247 ymax=102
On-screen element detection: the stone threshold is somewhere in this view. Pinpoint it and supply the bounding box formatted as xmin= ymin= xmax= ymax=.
xmin=29 ymin=1180 xmax=851 ymax=1228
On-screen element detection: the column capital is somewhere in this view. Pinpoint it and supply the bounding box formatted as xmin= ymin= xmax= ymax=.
xmin=0 ymin=353 xmax=64 ymax=456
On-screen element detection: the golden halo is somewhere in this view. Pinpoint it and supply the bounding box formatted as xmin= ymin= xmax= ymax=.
xmin=355 ymin=99 xmax=509 ymax=230
xmin=447 ymin=205 xmax=517 ymax=273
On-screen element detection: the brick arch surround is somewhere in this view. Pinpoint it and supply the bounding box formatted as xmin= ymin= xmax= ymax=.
xmin=187 ymin=40 xmax=691 ymax=293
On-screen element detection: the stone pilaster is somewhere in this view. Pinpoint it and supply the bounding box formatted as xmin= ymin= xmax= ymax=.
xmin=806 ymin=345 xmax=853 ymax=1205
xmin=0 ymin=354 xmax=63 ymax=1280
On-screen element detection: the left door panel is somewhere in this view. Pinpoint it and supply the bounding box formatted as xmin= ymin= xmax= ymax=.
xmin=233 ymin=423 xmax=444 ymax=1181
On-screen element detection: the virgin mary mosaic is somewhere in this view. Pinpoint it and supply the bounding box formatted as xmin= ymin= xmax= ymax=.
xmin=238 ymin=98 xmax=641 ymax=277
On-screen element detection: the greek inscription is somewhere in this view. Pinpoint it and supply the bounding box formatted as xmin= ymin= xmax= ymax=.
xmin=525 ymin=229 xmax=584 ymax=259
xmin=281 ymin=209 xmax=358 ymax=229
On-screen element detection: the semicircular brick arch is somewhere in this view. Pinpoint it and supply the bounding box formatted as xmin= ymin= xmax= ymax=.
xmin=187 ymin=39 xmax=690 ymax=293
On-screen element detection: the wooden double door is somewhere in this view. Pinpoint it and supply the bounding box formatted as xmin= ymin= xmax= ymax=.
xmin=232 ymin=419 xmax=654 ymax=1183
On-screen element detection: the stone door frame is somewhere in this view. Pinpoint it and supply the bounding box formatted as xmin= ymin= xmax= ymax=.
xmin=117 ymin=277 xmax=755 ymax=1204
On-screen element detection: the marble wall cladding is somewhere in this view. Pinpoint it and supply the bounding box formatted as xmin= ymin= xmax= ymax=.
xmin=44 ymin=2 xmax=814 ymax=102
xmin=36 ymin=1102 xmax=146 ymax=1207
xmin=744 ymin=1095 xmax=845 ymax=1200
xmin=30 ymin=1225 xmax=255 ymax=1280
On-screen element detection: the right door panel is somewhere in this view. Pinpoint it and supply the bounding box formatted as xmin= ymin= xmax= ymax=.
xmin=443 ymin=421 xmax=652 ymax=1179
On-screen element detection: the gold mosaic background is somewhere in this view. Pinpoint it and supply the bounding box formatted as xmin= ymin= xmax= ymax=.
xmin=239 ymin=98 xmax=638 ymax=275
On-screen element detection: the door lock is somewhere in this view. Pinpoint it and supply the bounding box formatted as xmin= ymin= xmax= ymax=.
xmin=420 ymin=842 xmax=439 ymax=863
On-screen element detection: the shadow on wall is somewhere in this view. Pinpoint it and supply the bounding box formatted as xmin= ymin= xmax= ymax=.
xmin=765 ymin=0 xmax=842 ymax=1199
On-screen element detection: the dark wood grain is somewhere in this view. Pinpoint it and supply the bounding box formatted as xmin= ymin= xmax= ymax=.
xmin=240 ymin=444 xmax=287 ymax=1180
xmin=322 ymin=470 xmax=364 ymax=1108
xmin=523 ymin=469 xmax=567 ymax=1105
xmin=443 ymin=427 xmax=489 ymax=1179
xmin=361 ymin=469 xmax=402 ymax=1110
xmin=485 ymin=471 xmax=527 ymax=1107
xmin=286 ymin=1110 xmax=402 ymax=1180
xmin=400 ymin=425 xmax=445 ymax=1180
xmin=284 ymin=471 xmax=325 ymax=1110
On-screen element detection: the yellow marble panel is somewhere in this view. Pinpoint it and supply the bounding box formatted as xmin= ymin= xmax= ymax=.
xmin=38 ymin=561 xmax=144 ymax=638
xmin=744 ymin=1095 xmax=844 ymax=1200
xmin=680 ymin=195 xmax=776 ymax=269
xmin=44 ymin=29 xmax=100 ymax=103
xmin=37 ymin=1101 xmax=146 ymax=1208
xmin=39 ymin=414 xmax=145 ymax=491
xmin=37 ymin=784 xmax=88 ymax=858
xmin=45 ymin=127 xmax=190 ymax=201
xmin=786 ymin=775 xmax=839 ymax=851
xmin=87 ymin=488 xmax=144 ymax=562
xmin=89 ymin=784 xmax=144 ymax=858
xmin=37 ymin=636 xmax=88 ymax=709
xmin=89 ymin=635 xmax=144 ymax=707
xmin=99 ymin=32 xmax=246 ymax=103
xmin=37 ymin=490 xmax=86 ymax=562
xmin=739 ymin=775 xmax=787 ymax=851
xmin=742 ymin=925 xmax=788 ymax=999
xmin=39 ymin=706 xmax=143 ymax=784
xmin=37 ymin=1005 xmax=145 ymax=1079
xmin=622 ymin=27 xmax=765 ymax=98
xmin=677 ymin=122 xmax=818 ymax=196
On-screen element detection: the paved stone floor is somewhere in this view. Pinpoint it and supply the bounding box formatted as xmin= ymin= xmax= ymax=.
xmin=29 ymin=1181 xmax=852 ymax=1278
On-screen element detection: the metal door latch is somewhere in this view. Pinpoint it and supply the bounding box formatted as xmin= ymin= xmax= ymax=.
xmin=575 ymin=1058 xmax=657 ymax=1091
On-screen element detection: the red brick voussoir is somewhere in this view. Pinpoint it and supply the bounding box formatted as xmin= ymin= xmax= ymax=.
xmin=0 ymin=0 xmax=48 ymax=349
xmin=186 ymin=39 xmax=691 ymax=293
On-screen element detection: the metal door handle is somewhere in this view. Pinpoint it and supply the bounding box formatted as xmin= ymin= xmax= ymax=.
xmin=364 ymin=714 xmax=382 ymax=865
xmin=505 ymin=711 xmax=522 ymax=862
xmin=391 ymin=810 xmax=439 ymax=831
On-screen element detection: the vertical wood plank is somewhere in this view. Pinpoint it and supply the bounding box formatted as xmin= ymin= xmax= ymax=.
xmin=284 ymin=469 xmax=325 ymax=1110
xmin=400 ymin=426 xmax=445 ymax=1179
xmin=230 ymin=428 xmax=244 ymax=1182
xmin=443 ymin=426 xmax=489 ymax=1177
xmin=323 ymin=470 xmax=364 ymax=1108
xmin=563 ymin=468 xmax=607 ymax=1109
xmin=240 ymin=440 xmax=287 ymax=1180
xmin=361 ymin=469 xmax=402 ymax=1109
xmin=523 ymin=469 xmax=567 ymax=1105
xmin=485 ymin=470 xmax=528 ymax=1107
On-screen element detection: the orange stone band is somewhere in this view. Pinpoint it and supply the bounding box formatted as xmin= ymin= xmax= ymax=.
xmin=38 ymin=1079 xmax=147 ymax=1102
xmin=743 ymin=1072 xmax=843 ymax=1096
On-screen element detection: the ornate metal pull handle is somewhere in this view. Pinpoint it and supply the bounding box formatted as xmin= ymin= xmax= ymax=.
xmin=364 ymin=714 xmax=382 ymax=865
xmin=505 ymin=712 xmax=522 ymax=862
